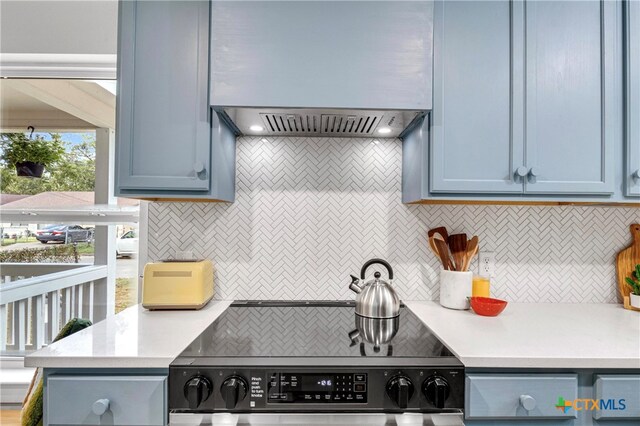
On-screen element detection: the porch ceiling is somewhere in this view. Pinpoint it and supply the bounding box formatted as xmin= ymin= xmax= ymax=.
xmin=0 ymin=79 xmax=115 ymax=131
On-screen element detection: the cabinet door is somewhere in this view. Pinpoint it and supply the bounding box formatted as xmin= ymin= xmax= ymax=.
xmin=430 ymin=0 xmax=524 ymax=193
xmin=116 ymin=1 xmax=211 ymax=192
xmin=626 ymin=0 xmax=640 ymax=197
xmin=47 ymin=375 xmax=167 ymax=425
xmin=466 ymin=374 xmax=578 ymax=420
xmin=593 ymin=375 xmax=640 ymax=420
xmin=524 ymin=0 xmax=616 ymax=194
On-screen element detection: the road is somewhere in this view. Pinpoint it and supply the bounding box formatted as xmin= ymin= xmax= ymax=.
xmin=81 ymin=255 xmax=138 ymax=279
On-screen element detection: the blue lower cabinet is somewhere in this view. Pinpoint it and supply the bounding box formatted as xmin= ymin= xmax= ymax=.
xmin=465 ymin=373 xmax=578 ymax=420
xmin=46 ymin=374 xmax=167 ymax=426
xmin=593 ymin=375 xmax=640 ymax=420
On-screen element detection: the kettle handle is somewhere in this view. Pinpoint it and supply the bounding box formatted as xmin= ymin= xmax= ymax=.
xmin=361 ymin=258 xmax=393 ymax=280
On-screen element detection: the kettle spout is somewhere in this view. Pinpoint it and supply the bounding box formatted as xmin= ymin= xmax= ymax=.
xmin=347 ymin=329 xmax=360 ymax=346
xmin=349 ymin=275 xmax=363 ymax=294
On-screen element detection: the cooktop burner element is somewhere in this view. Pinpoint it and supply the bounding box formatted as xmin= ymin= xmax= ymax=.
xmin=169 ymin=301 xmax=464 ymax=416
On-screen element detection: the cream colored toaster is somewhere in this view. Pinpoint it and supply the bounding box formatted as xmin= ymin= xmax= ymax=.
xmin=142 ymin=260 xmax=214 ymax=310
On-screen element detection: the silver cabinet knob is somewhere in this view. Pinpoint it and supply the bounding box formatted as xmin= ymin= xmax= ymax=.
xmin=515 ymin=166 xmax=529 ymax=178
xmin=193 ymin=162 xmax=205 ymax=174
xmin=528 ymin=167 xmax=539 ymax=177
xmin=92 ymin=398 xmax=110 ymax=416
xmin=632 ymin=169 xmax=640 ymax=182
xmin=519 ymin=394 xmax=536 ymax=411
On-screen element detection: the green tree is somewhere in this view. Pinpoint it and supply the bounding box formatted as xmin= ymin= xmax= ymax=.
xmin=0 ymin=133 xmax=96 ymax=195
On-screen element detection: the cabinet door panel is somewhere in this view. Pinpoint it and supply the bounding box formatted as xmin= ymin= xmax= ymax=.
xmin=466 ymin=374 xmax=578 ymax=419
xmin=431 ymin=0 xmax=523 ymax=194
xmin=593 ymin=375 xmax=640 ymax=419
xmin=626 ymin=0 xmax=640 ymax=197
xmin=47 ymin=375 xmax=166 ymax=425
xmin=117 ymin=1 xmax=210 ymax=191
xmin=524 ymin=0 xmax=616 ymax=194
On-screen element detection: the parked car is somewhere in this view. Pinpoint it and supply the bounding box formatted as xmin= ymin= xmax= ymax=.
xmin=36 ymin=225 xmax=91 ymax=244
xmin=116 ymin=230 xmax=138 ymax=258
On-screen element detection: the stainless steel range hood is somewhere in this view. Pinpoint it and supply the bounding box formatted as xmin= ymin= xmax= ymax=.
xmin=210 ymin=1 xmax=433 ymax=139
xmin=218 ymin=108 xmax=425 ymax=139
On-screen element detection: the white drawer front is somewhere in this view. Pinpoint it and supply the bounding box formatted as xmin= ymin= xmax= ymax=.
xmin=466 ymin=374 xmax=578 ymax=419
xmin=47 ymin=375 xmax=167 ymax=426
xmin=593 ymin=375 xmax=640 ymax=419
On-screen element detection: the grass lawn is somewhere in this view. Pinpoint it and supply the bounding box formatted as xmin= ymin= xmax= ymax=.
xmin=74 ymin=242 xmax=95 ymax=255
xmin=1 ymin=236 xmax=37 ymax=246
xmin=116 ymin=277 xmax=137 ymax=313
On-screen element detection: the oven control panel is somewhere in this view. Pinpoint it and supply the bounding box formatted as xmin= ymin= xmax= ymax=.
xmin=169 ymin=366 xmax=464 ymax=413
xmin=267 ymin=373 xmax=368 ymax=403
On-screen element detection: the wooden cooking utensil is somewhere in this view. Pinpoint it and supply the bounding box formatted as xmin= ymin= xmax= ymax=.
xmin=428 ymin=226 xmax=449 ymax=242
xmin=463 ymin=236 xmax=479 ymax=272
xmin=428 ymin=235 xmax=440 ymax=258
xmin=616 ymin=224 xmax=640 ymax=309
xmin=448 ymin=234 xmax=468 ymax=271
xmin=432 ymin=235 xmax=454 ymax=270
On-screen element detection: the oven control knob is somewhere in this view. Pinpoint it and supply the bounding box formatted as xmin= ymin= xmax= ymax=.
xmin=184 ymin=376 xmax=212 ymax=409
xmin=221 ymin=376 xmax=248 ymax=409
xmin=386 ymin=375 xmax=414 ymax=409
xmin=423 ymin=375 xmax=450 ymax=409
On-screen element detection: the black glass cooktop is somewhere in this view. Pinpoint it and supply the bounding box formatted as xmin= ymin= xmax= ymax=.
xmin=174 ymin=301 xmax=458 ymax=363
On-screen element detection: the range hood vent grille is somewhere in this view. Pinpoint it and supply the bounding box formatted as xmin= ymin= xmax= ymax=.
xmin=220 ymin=108 xmax=424 ymax=138
xmin=259 ymin=113 xmax=384 ymax=136
xmin=261 ymin=113 xmax=319 ymax=134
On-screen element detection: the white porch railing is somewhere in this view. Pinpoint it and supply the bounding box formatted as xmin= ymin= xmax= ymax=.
xmin=0 ymin=263 xmax=108 ymax=354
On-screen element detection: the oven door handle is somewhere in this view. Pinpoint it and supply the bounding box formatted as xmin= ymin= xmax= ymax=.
xmin=170 ymin=412 xmax=465 ymax=426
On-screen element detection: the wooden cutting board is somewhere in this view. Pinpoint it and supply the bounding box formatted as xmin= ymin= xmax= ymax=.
xmin=616 ymin=224 xmax=640 ymax=302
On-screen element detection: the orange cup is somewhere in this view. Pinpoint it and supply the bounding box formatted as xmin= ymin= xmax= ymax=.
xmin=472 ymin=276 xmax=491 ymax=298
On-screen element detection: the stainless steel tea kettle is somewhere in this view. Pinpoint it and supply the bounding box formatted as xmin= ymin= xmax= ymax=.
xmin=349 ymin=258 xmax=400 ymax=318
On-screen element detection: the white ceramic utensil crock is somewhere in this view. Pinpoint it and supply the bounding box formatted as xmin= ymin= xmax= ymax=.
xmin=439 ymin=269 xmax=472 ymax=310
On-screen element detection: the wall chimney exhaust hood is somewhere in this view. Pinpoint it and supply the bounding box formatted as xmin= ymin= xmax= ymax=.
xmin=210 ymin=1 xmax=434 ymax=139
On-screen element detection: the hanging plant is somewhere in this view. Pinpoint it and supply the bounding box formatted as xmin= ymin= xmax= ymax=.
xmin=0 ymin=128 xmax=65 ymax=178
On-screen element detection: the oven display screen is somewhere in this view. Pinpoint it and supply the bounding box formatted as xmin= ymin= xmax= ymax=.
xmin=302 ymin=375 xmax=334 ymax=391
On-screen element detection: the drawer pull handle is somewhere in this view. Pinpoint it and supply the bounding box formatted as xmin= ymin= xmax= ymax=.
xmin=92 ymin=398 xmax=110 ymax=416
xmin=519 ymin=394 xmax=537 ymax=411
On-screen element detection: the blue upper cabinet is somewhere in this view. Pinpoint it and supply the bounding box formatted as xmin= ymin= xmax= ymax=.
xmin=523 ymin=0 xmax=616 ymax=195
xmin=626 ymin=0 xmax=640 ymax=197
xmin=404 ymin=0 xmax=630 ymax=203
xmin=116 ymin=1 xmax=235 ymax=201
xmin=430 ymin=0 xmax=523 ymax=194
xmin=210 ymin=1 xmax=433 ymax=111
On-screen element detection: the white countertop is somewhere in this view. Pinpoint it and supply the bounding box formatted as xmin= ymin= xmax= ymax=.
xmin=26 ymin=299 xmax=640 ymax=370
xmin=405 ymin=301 xmax=640 ymax=369
xmin=25 ymin=300 xmax=232 ymax=369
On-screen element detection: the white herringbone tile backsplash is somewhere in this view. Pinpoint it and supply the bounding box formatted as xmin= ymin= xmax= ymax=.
xmin=147 ymin=137 xmax=640 ymax=303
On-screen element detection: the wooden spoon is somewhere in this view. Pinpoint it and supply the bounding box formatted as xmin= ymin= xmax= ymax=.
xmin=448 ymin=233 xmax=468 ymax=271
xmin=428 ymin=226 xmax=449 ymax=242
xmin=428 ymin=235 xmax=440 ymax=258
xmin=462 ymin=236 xmax=479 ymax=272
xmin=432 ymin=235 xmax=454 ymax=270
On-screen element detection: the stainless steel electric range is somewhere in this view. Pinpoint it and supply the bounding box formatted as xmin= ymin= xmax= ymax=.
xmin=169 ymin=301 xmax=464 ymax=426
